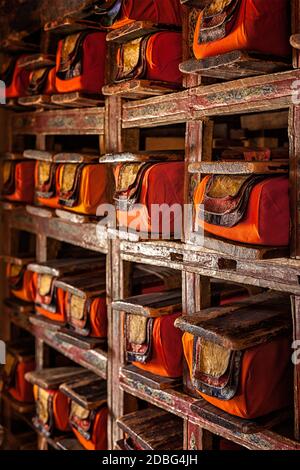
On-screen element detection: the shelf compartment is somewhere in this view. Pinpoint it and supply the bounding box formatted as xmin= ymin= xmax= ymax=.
xmin=180 ymin=51 xmax=290 ymax=81
xmin=30 ymin=316 xmax=108 ymax=379
xmin=102 ymin=80 xmax=181 ymax=100
xmin=18 ymin=95 xmax=59 ymax=110
xmin=120 ymin=367 xmax=300 ymax=450
xmin=117 ymin=408 xmax=183 ymax=450
xmin=122 ymin=70 xmax=300 ymax=129
xmin=51 ymin=93 xmax=104 ymax=108
xmin=122 ymin=365 xmax=181 ymax=391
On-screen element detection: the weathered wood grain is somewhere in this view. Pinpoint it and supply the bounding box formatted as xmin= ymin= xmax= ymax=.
xmin=12 ymin=108 xmax=105 ymax=135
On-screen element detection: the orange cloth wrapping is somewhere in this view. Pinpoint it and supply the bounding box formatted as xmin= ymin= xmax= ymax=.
xmin=132 ymin=313 xmax=183 ymax=378
xmin=194 ymin=176 xmax=290 ymax=246
xmin=183 ymin=332 xmax=292 ymax=419
xmin=115 ymin=32 xmax=182 ymax=85
xmin=5 ymin=57 xmax=30 ymax=99
xmin=34 ymin=161 xmax=62 ymax=209
xmin=72 ymin=407 xmax=108 ymax=451
xmin=193 ymin=0 xmax=290 ymax=60
xmin=55 ymin=32 xmax=107 ymax=94
xmin=3 ymin=161 xmax=35 ymax=204
xmin=33 ymin=274 xmax=67 ymax=323
xmin=90 ymin=297 xmax=108 ymax=338
xmin=43 ymin=67 xmax=57 ymax=95
xmin=113 ymin=0 xmax=183 ymax=28
xmin=116 ymin=162 xmax=184 ymax=235
xmin=33 ymin=385 xmax=70 ymax=432
xmin=58 ymin=164 xmax=108 ymax=215
xmin=8 ymin=360 xmax=35 ymax=403
xmin=6 ymin=265 xmax=36 ymax=302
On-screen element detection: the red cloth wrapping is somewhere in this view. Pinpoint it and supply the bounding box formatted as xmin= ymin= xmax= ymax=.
xmin=55 ymin=32 xmax=107 ymax=94
xmin=132 ymin=313 xmax=183 ymax=378
xmin=114 ymin=0 xmax=183 ymax=28
xmin=145 ymin=32 xmax=182 ymax=84
xmin=5 ymin=57 xmax=30 ymax=99
xmin=8 ymin=360 xmax=35 ymax=403
xmin=3 ymin=161 xmax=35 ymax=204
xmin=117 ymin=161 xmax=184 ymax=235
xmin=72 ymin=407 xmax=108 ymax=450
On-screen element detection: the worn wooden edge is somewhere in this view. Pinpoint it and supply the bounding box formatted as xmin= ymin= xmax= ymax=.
xmin=55 ymin=437 xmax=86 ymax=451
xmin=30 ymin=313 xmax=63 ymax=331
xmin=122 ymin=365 xmax=182 ymax=390
xmin=189 ymin=161 xmax=289 ymax=175
xmin=26 ymin=205 xmax=55 ymax=219
xmin=179 ymin=51 xmax=291 ymax=80
xmin=180 ymin=0 xmax=209 ymax=7
xmin=44 ymin=17 xmax=105 ymax=34
xmin=55 ymin=209 xmax=96 ymax=224
xmin=25 ymin=367 xmax=86 ymax=390
xmin=55 ymin=330 xmax=106 ymax=351
xmin=188 ymin=233 xmax=290 ymax=261
xmin=100 ymin=151 xmax=184 ymax=163
xmin=116 ymin=408 xmax=183 ymax=451
xmin=191 ymin=399 xmax=292 ymax=434
xmin=54 ymin=281 xmax=106 ymax=298
xmin=175 ymin=311 xmax=291 ymax=351
xmin=18 ymin=95 xmax=59 ymax=109
xmin=51 ymin=92 xmax=104 ymax=108
xmin=53 ymin=153 xmax=100 ymax=163
xmin=102 ymin=80 xmax=181 ymax=99
xmin=17 ymin=54 xmax=56 ymax=70
xmin=113 ymin=300 xmax=182 ymax=317
xmin=59 ymin=377 xmax=107 ymax=409
xmin=106 ymin=21 xmax=176 ymax=44
xmin=23 ymin=149 xmax=55 ymax=161
xmin=0 ymin=152 xmax=24 ymax=160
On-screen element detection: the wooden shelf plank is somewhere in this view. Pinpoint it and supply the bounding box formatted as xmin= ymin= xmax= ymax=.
xmin=189 ymin=161 xmax=289 ymax=175
xmin=18 ymin=96 xmax=59 ymax=110
xmin=180 ymin=51 xmax=290 ymax=81
xmin=51 ymin=93 xmax=104 ymax=108
xmin=106 ymin=21 xmax=180 ymax=44
xmin=103 ymin=80 xmax=181 ymax=100
xmin=12 ymin=108 xmax=105 ymax=135
xmin=30 ymin=316 xmax=108 ymax=379
xmin=2 ymin=208 xmax=108 ymax=253
xmin=120 ymin=240 xmax=300 ymax=295
xmin=123 ymin=70 xmax=300 ymax=128
xmin=120 ymin=370 xmax=300 ymax=450
xmin=117 ymin=408 xmax=183 ymax=450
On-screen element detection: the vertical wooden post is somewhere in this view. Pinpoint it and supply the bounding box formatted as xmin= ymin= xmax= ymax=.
xmin=183 ymin=116 xmax=215 ymax=449
xmin=184 ymin=420 xmax=214 ymax=450
xmin=292 ymin=296 xmax=300 ymax=441
xmin=289 ymin=105 xmax=300 ymax=258
xmin=291 ymin=0 xmax=300 ymax=69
